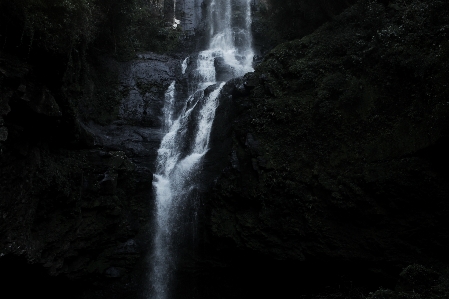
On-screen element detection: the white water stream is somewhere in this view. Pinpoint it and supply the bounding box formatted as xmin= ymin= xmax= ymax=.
xmin=151 ymin=1 xmax=254 ymax=298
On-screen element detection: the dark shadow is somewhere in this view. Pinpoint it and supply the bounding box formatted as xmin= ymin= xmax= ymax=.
xmin=0 ymin=255 xmax=82 ymax=299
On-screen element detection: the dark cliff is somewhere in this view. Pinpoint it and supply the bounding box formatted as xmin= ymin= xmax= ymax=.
xmin=0 ymin=1 xmax=182 ymax=298
xmin=202 ymin=0 xmax=449 ymax=298
xmin=1 ymin=0 xmax=449 ymax=299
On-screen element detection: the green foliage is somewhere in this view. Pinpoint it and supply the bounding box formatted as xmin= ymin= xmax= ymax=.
xmin=93 ymin=0 xmax=165 ymax=58
xmin=0 ymin=0 xmax=165 ymax=57
xmin=0 ymin=0 xmax=172 ymax=125
xmin=209 ymin=1 xmax=449 ymax=280
xmin=267 ymin=0 xmax=357 ymax=41
xmin=9 ymin=0 xmax=97 ymax=53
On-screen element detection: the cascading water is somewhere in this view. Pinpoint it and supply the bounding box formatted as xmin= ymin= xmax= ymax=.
xmin=150 ymin=0 xmax=254 ymax=298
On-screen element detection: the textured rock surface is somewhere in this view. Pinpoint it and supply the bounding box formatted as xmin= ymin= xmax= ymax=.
xmin=0 ymin=1 xmax=186 ymax=298
xmin=0 ymin=50 xmax=181 ymax=298
xmin=84 ymin=53 xmax=180 ymax=172
xmin=1 ymin=1 xmax=449 ymax=299
xmin=199 ymin=0 xmax=449 ymax=297
xmin=118 ymin=53 xmax=178 ymax=127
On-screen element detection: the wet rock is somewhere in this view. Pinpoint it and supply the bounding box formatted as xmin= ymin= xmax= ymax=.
xmin=243 ymin=72 xmax=258 ymax=89
xmin=83 ymin=122 xmax=163 ymax=171
xmin=227 ymin=77 xmax=251 ymax=97
xmin=118 ymin=52 xmax=178 ymax=128
xmin=176 ymin=0 xmax=202 ymax=34
xmin=79 ymin=52 xmax=180 ymax=175
xmin=214 ymin=56 xmax=234 ymax=82
xmin=0 ymin=7 xmax=179 ymax=299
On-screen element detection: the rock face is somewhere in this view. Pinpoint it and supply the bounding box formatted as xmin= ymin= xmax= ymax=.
xmin=0 ymin=1 xmax=187 ymax=298
xmin=177 ymin=0 xmax=203 ymax=34
xmin=1 ymin=1 xmax=449 ymax=299
xmin=0 ymin=50 xmax=181 ymax=298
xmin=199 ymin=0 xmax=449 ymax=297
xmin=84 ymin=53 xmax=180 ymax=172
xmin=0 ymin=0 xmax=204 ymax=297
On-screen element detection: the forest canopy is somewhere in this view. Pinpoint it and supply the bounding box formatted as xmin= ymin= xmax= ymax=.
xmin=266 ymin=0 xmax=357 ymax=40
xmin=0 ymin=0 xmax=164 ymax=57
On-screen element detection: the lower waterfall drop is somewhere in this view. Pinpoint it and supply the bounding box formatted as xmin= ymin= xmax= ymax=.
xmin=150 ymin=0 xmax=254 ymax=298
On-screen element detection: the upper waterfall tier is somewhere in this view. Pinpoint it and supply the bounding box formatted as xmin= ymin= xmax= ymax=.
xmin=151 ymin=1 xmax=254 ymax=299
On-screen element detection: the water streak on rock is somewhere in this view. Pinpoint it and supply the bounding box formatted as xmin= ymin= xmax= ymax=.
xmin=150 ymin=1 xmax=254 ymax=298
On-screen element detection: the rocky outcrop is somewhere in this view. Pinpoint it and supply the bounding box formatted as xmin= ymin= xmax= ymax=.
xmin=0 ymin=49 xmax=183 ymax=298
xmin=201 ymin=0 xmax=449 ymax=297
xmin=84 ymin=53 xmax=180 ymax=171
xmin=2 ymin=1 xmax=449 ymax=298
xmin=0 ymin=0 xmax=198 ymax=298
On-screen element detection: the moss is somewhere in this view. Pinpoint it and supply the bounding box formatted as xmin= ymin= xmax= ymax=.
xmin=206 ymin=0 xmax=449 ymax=286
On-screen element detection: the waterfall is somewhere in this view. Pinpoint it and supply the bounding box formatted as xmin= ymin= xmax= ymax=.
xmin=173 ymin=0 xmax=180 ymax=28
xmin=150 ymin=0 xmax=254 ymax=298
